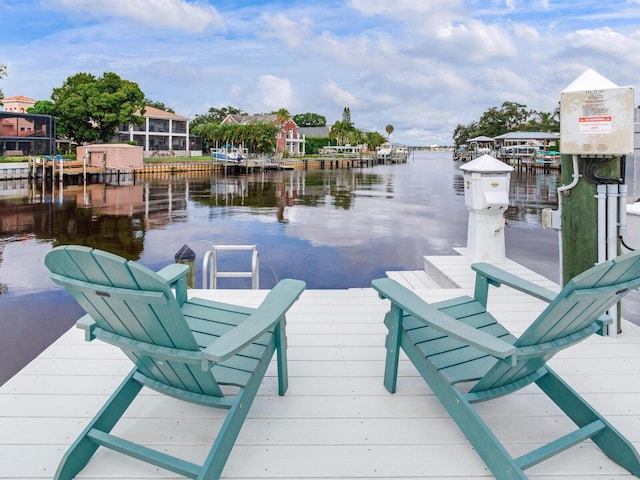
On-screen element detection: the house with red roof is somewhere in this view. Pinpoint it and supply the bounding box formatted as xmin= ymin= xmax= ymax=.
xmin=1 ymin=95 xmax=36 ymax=113
xmin=221 ymin=113 xmax=305 ymax=155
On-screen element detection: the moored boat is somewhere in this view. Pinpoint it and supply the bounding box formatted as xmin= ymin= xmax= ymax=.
xmin=211 ymin=145 xmax=245 ymax=162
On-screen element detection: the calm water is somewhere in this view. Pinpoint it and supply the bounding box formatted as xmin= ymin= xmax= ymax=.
xmin=0 ymin=150 xmax=627 ymax=384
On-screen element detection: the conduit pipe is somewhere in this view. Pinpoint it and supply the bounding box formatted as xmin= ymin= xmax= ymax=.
xmin=597 ymin=185 xmax=607 ymax=265
xmin=607 ymin=184 xmax=619 ymax=262
xmin=607 ymin=183 xmax=620 ymax=337
xmin=619 ymin=183 xmax=628 ymax=240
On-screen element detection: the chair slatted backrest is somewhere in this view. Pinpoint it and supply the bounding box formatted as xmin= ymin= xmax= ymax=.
xmin=472 ymin=251 xmax=640 ymax=393
xmin=45 ymin=245 xmax=223 ymax=396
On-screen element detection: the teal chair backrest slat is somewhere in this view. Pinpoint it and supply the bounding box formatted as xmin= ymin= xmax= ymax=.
xmin=46 ymin=246 xmax=224 ymax=397
xmin=518 ymin=254 xmax=640 ymax=347
xmin=472 ymin=251 xmax=640 ymax=393
xmin=46 ymin=246 xmax=199 ymax=351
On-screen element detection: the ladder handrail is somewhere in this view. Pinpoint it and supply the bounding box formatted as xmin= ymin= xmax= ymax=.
xmin=202 ymin=245 xmax=259 ymax=289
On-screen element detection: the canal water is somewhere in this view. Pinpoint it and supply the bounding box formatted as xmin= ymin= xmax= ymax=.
xmin=0 ymin=150 xmax=636 ymax=385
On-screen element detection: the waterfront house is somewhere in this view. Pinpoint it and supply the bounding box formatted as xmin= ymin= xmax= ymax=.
xmin=467 ymin=135 xmax=495 ymax=158
xmin=493 ymin=131 xmax=560 ymax=167
xmin=0 ymin=111 xmax=55 ymax=156
xmin=1 ymin=95 xmax=36 ymax=113
xmin=298 ymin=126 xmax=331 ymax=139
xmin=115 ymin=106 xmax=202 ymax=157
xmin=494 ymin=131 xmax=559 ymax=152
xmin=222 ymin=113 xmax=305 ymax=155
xmin=299 ymin=126 xmax=332 ymax=155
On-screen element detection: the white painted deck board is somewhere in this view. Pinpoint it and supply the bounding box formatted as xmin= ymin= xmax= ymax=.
xmin=2 ymin=256 xmax=640 ymax=479
xmin=385 ymin=270 xmax=442 ymax=289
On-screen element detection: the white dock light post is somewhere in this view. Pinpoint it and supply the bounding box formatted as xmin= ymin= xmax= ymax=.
xmin=461 ymin=154 xmax=514 ymax=263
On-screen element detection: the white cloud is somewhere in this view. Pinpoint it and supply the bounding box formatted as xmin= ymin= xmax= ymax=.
xmin=433 ymin=20 xmax=517 ymax=63
xmin=322 ymin=81 xmax=362 ymax=108
xmin=3 ymin=1 xmax=640 ymax=146
xmin=512 ymin=22 xmax=541 ymax=41
xmin=260 ymin=12 xmax=313 ymax=47
xmin=49 ymin=0 xmax=226 ymax=33
xmin=256 ymin=75 xmax=294 ymax=111
xmin=348 ymin=0 xmax=465 ymax=27
xmin=567 ymin=27 xmax=640 ymax=58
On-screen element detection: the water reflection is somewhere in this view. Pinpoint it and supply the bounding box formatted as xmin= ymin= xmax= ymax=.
xmin=0 ymin=151 xmax=568 ymax=384
xmin=506 ymin=171 xmax=560 ymax=227
xmin=0 ymin=159 xmax=558 ymax=286
xmin=0 ymin=153 xmax=565 ymax=291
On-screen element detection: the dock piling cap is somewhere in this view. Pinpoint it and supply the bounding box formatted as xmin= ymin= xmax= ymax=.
xmin=175 ymin=244 xmax=196 ymax=262
xmin=562 ymin=68 xmax=620 ymax=93
xmin=460 ymin=154 xmax=514 ymax=174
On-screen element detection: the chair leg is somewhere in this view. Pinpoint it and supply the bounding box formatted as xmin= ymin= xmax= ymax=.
xmin=275 ymin=318 xmax=289 ymax=396
xmin=383 ymin=306 xmax=402 ymax=394
xmin=401 ymin=338 xmax=528 ymax=479
xmin=537 ymin=368 xmax=640 ymax=476
xmin=199 ymin=341 xmax=278 ymax=480
xmin=55 ymin=370 xmax=142 ymax=480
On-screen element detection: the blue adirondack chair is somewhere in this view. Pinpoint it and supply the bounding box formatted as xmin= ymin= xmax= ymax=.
xmin=373 ymin=250 xmax=640 ymax=479
xmin=45 ymin=245 xmax=305 ymax=480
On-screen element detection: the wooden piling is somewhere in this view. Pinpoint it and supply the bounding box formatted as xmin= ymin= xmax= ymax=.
xmin=561 ymin=154 xmax=620 ymax=285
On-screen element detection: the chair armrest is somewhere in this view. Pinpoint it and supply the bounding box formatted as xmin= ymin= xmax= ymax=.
xmin=157 ymin=263 xmax=190 ymax=284
xmin=472 ymin=263 xmax=558 ymax=304
xmin=157 ymin=263 xmax=190 ymax=306
xmin=372 ymin=278 xmax=517 ymax=363
xmin=201 ymin=279 xmax=306 ymax=364
xmin=77 ymin=314 xmax=98 ymax=341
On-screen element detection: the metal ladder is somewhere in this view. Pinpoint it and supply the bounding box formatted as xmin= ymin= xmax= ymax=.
xmin=202 ymin=245 xmax=259 ymax=289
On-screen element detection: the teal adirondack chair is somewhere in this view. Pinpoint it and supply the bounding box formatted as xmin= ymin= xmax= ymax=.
xmin=373 ymin=250 xmax=640 ymax=479
xmin=45 ymin=245 xmax=305 ymax=480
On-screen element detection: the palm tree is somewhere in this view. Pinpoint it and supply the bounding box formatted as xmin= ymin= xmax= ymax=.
xmin=385 ymin=124 xmax=394 ymax=140
xmin=330 ymin=120 xmax=354 ymax=146
xmin=275 ymin=108 xmax=291 ymax=126
xmin=273 ymin=108 xmax=291 ymax=153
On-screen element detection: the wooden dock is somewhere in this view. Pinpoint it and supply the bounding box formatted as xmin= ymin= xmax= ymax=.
xmin=1 ymin=253 xmax=640 ymax=479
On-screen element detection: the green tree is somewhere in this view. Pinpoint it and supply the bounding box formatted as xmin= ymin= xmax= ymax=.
xmin=476 ymin=106 xmax=506 ymax=137
xmin=0 ymin=64 xmax=6 ymax=104
xmin=364 ymin=131 xmax=387 ymax=151
xmin=292 ymin=112 xmax=326 ymax=127
xmin=453 ymin=101 xmax=559 ymax=146
xmin=475 ymin=101 xmax=530 ymax=136
xmin=145 ymin=98 xmax=174 ymax=113
xmin=51 ymin=72 xmax=146 ymax=145
xmin=195 ymin=122 xmax=278 ymax=154
xmin=27 ymin=100 xmax=56 ymax=116
xmin=385 ymin=124 xmax=394 ymax=140
xmin=329 ymin=107 xmax=357 ymax=146
xmin=51 ymin=72 xmax=98 ymax=145
xmin=274 ymin=108 xmax=291 ymax=126
xmin=191 ymin=106 xmax=246 ymax=129
xmin=499 ymin=101 xmax=529 ymax=131
xmin=342 ymin=107 xmax=352 ymax=126
xmin=304 ymin=137 xmax=335 ymax=154
xmin=329 ymin=120 xmax=352 ymax=146
xmin=526 ymin=109 xmax=560 ymax=132
xmin=452 ymin=121 xmax=479 ymax=150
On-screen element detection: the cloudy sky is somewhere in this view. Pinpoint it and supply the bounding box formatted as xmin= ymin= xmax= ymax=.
xmin=1 ymin=0 xmax=639 ymax=146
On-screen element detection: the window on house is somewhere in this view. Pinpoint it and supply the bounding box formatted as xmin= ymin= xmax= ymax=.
xmin=172 ymin=121 xmax=187 ymax=134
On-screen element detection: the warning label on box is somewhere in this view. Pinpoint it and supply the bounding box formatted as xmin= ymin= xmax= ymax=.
xmin=579 ymin=115 xmax=612 ymax=133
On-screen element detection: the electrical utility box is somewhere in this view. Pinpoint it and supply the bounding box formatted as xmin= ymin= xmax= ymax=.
xmin=560 ymin=69 xmax=634 ymax=156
